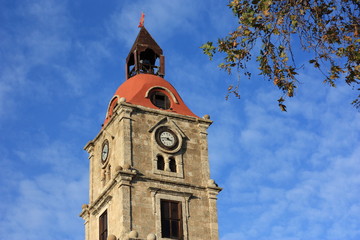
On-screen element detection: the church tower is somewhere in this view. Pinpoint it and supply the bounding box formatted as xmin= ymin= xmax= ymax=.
xmin=80 ymin=25 xmax=222 ymax=240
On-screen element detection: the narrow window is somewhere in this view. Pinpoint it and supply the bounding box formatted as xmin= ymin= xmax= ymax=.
xmin=169 ymin=157 xmax=176 ymax=172
xmin=99 ymin=210 xmax=108 ymax=240
xmin=161 ymin=200 xmax=182 ymax=239
xmin=157 ymin=155 xmax=165 ymax=170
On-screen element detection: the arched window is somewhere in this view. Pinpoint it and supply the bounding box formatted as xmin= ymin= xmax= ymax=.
xmin=107 ymin=97 xmax=118 ymax=119
xmin=169 ymin=157 xmax=176 ymax=173
xmin=150 ymin=91 xmax=170 ymax=109
xmin=157 ymin=155 xmax=165 ymax=170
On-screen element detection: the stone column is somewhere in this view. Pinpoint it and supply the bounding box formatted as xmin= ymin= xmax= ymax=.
xmin=84 ymin=142 xmax=95 ymax=202
xmin=117 ymin=170 xmax=136 ymax=239
xmin=197 ymin=119 xmax=212 ymax=184
xmin=79 ymin=205 xmax=90 ymax=240
xmin=207 ymin=184 xmax=222 ymax=240
xmin=117 ymin=104 xmax=133 ymax=167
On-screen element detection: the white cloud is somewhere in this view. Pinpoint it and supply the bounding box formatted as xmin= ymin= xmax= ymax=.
xmin=0 ymin=136 xmax=88 ymax=240
xmin=0 ymin=0 xmax=69 ymax=114
xmin=215 ymin=71 xmax=360 ymax=239
xmin=0 ymin=0 xmax=113 ymax=119
xmin=106 ymin=0 xmax=209 ymax=47
xmin=0 ymin=174 xmax=87 ymax=240
xmin=1 ymin=1 xmax=359 ymax=240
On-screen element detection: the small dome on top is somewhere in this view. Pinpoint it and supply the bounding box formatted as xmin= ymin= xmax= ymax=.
xmin=103 ymin=74 xmax=198 ymax=125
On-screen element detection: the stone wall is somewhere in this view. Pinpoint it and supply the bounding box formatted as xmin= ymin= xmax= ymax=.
xmin=80 ymin=103 xmax=221 ymax=240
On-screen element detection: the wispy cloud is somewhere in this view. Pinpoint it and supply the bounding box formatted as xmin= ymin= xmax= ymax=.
xmin=0 ymin=134 xmax=88 ymax=240
xmin=0 ymin=0 xmax=113 ymax=118
xmin=106 ymin=0 xmax=210 ymax=47
xmin=215 ymin=72 xmax=360 ymax=240
xmin=0 ymin=173 xmax=87 ymax=240
xmin=1 ymin=1 xmax=359 ymax=240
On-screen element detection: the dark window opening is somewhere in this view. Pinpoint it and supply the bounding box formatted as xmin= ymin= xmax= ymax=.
xmin=161 ymin=200 xmax=182 ymax=239
xmin=139 ymin=49 xmax=158 ymax=74
xmin=99 ymin=210 xmax=108 ymax=240
xmin=169 ymin=157 xmax=176 ymax=173
xmin=157 ymin=155 xmax=165 ymax=170
xmin=150 ymin=91 xmax=170 ymax=109
xmin=128 ymin=53 xmax=136 ymax=77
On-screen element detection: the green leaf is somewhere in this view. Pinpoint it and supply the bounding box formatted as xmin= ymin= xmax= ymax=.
xmin=200 ymin=42 xmax=216 ymax=60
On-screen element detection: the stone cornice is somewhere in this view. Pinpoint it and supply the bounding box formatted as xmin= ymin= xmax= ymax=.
xmin=148 ymin=187 xmax=193 ymax=198
xmin=137 ymin=175 xmax=207 ymax=191
xmin=206 ymin=186 xmax=223 ymax=200
xmin=83 ymin=102 xmax=212 ymax=147
xmin=119 ymin=102 xmax=203 ymax=123
xmin=88 ymin=169 xmax=136 ymax=215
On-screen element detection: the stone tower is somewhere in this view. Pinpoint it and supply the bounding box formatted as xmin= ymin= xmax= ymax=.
xmin=80 ymin=26 xmax=222 ymax=240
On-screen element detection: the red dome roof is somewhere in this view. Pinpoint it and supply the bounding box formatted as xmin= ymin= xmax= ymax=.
xmin=104 ymin=74 xmax=198 ymax=125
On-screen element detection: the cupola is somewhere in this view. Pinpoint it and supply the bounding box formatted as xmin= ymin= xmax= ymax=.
xmin=104 ymin=23 xmax=197 ymax=127
xmin=125 ymin=26 xmax=165 ymax=79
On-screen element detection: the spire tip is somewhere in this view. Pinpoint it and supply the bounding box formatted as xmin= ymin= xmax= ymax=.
xmin=138 ymin=12 xmax=145 ymax=28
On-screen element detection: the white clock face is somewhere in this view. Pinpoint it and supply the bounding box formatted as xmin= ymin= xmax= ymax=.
xmin=101 ymin=142 xmax=109 ymax=162
xmin=155 ymin=127 xmax=179 ymax=151
xmin=160 ymin=131 xmax=176 ymax=147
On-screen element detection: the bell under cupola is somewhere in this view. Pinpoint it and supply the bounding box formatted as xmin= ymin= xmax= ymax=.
xmin=125 ymin=26 xmax=165 ymax=79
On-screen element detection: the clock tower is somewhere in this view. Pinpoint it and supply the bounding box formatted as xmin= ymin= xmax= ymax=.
xmin=80 ymin=26 xmax=222 ymax=240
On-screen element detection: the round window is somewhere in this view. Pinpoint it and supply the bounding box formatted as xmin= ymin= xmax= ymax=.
xmin=150 ymin=91 xmax=170 ymax=109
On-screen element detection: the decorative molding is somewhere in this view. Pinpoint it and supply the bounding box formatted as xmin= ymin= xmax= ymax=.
xmin=148 ymin=187 xmax=193 ymax=199
xmin=144 ymin=86 xmax=179 ymax=104
xmin=153 ymin=154 xmax=184 ymax=179
xmin=206 ymin=186 xmax=223 ymax=200
xmin=143 ymin=175 xmax=206 ymax=191
xmin=148 ymin=116 xmax=188 ymax=155
xmin=149 ymin=188 xmax=192 ymax=240
xmin=105 ymin=95 xmax=120 ymax=118
xmin=120 ymin=102 xmax=198 ymax=122
xmin=148 ymin=117 xmax=186 ymax=139
xmin=90 ymin=195 xmax=112 ymax=216
xmin=117 ymin=105 xmax=134 ymax=122
xmin=88 ymin=170 xmax=136 ymax=216
xmin=83 ymin=140 xmax=94 ymax=154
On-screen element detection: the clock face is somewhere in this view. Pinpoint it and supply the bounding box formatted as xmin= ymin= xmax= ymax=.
xmin=156 ymin=127 xmax=179 ymax=150
xmin=101 ymin=141 xmax=109 ymax=162
xmin=160 ymin=131 xmax=176 ymax=147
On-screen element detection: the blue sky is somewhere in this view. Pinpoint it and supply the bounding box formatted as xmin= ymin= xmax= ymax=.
xmin=1 ymin=0 xmax=359 ymax=240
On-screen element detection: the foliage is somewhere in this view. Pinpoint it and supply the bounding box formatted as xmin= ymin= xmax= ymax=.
xmin=201 ymin=0 xmax=360 ymax=111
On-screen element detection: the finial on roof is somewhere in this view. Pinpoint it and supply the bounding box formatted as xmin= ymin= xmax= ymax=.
xmin=125 ymin=23 xmax=165 ymax=79
xmin=138 ymin=12 xmax=145 ymax=28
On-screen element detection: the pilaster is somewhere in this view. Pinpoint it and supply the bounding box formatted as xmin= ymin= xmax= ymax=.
xmin=116 ymin=169 xmax=136 ymax=239
xmin=79 ymin=204 xmax=90 ymax=240
xmin=207 ymin=183 xmax=222 ymax=240
xmin=84 ymin=141 xmax=95 ymax=202
xmin=117 ymin=104 xmax=133 ymax=167
xmin=197 ymin=117 xmax=212 ymax=185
